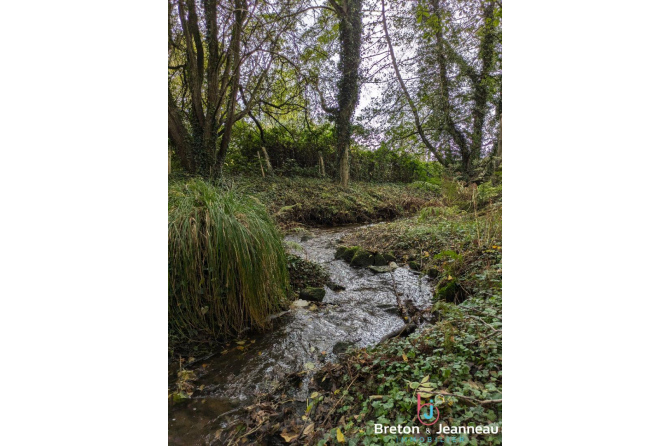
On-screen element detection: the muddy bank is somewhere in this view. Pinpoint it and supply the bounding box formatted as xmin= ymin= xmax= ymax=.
xmin=168 ymin=224 xmax=433 ymax=445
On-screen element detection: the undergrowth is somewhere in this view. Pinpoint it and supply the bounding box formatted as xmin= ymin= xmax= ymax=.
xmin=222 ymin=176 xmax=443 ymax=228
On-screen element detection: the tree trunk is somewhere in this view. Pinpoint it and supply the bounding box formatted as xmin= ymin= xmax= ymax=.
xmin=261 ymin=146 xmax=274 ymax=176
xmin=318 ymin=151 xmax=326 ymax=177
xmin=470 ymin=1 xmax=496 ymax=163
xmin=332 ymin=0 xmax=363 ymax=188
xmin=257 ymin=151 xmax=265 ymax=177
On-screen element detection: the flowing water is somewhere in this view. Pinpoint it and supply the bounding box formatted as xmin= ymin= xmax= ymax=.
xmin=168 ymin=224 xmax=433 ymax=445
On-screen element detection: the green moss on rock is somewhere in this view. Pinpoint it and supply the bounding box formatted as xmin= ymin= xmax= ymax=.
xmin=335 ymin=246 xmax=360 ymax=263
xmin=299 ymin=287 xmax=326 ymax=302
xmin=350 ymin=249 xmax=375 ymax=267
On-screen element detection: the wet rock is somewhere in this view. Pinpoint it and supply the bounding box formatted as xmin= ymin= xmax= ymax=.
xmin=373 ymin=253 xmax=387 ymax=266
xmin=408 ymin=260 xmax=421 ymax=271
xmin=299 ymin=287 xmax=326 ymax=302
xmin=334 ymin=246 xmax=347 ymax=259
xmin=383 ymin=252 xmax=396 ymax=262
xmin=335 ymin=246 xmax=359 ymax=262
xmin=350 ymin=249 xmax=375 ymax=267
xmin=368 ymin=262 xmax=399 ymax=274
xmin=326 ymin=280 xmax=346 ymax=291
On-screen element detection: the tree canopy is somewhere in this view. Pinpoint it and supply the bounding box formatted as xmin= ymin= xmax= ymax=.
xmin=168 ymin=0 xmax=502 ymax=184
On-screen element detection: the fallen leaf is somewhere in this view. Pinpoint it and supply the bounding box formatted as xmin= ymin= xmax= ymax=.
xmin=402 ymin=352 xmax=408 ymax=362
xmin=336 ymin=428 xmax=345 ymax=443
xmin=310 ymin=392 xmax=320 ymax=399
xmin=303 ymin=423 xmax=315 ymax=436
xmin=236 ymin=340 xmax=245 ymax=345
xmin=280 ymin=430 xmax=299 ymax=443
xmin=304 ymin=362 xmax=315 ymax=371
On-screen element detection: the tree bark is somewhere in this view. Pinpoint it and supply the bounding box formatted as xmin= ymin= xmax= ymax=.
xmin=261 ymin=146 xmax=274 ymax=176
xmin=331 ymin=0 xmax=363 ymax=188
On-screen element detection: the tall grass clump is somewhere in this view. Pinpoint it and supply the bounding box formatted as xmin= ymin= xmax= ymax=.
xmin=168 ymin=178 xmax=289 ymax=341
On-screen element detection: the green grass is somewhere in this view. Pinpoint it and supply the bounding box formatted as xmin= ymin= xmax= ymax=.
xmin=221 ymin=176 xmax=443 ymax=227
xmin=168 ymin=178 xmax=290 ymax=342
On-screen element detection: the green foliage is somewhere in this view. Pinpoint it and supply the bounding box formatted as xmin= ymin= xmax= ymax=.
xmin=223 ymin=121 xmax=444 ymax=184
xmin=476 ymin=181 xmax=502 ymax=205
xmin=340 ymin=190 xmax=502 ymax=293
xmin=418 ymin=206 xmax=463 ymax=222
xmin=310 ymin=295 xmax=502 ymax=445
xmin=168 ymin=179 xmax=290 ymax=341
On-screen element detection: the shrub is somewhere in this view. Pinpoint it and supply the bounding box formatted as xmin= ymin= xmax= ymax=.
xmin=168 ymin=179 xmax=290 ymax=341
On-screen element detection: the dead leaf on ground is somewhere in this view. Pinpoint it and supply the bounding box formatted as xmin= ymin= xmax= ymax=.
xmin=303 ymin=423 xmax=315 ymax=436
xmin=280 ymin=430 xmax=300 ymax=443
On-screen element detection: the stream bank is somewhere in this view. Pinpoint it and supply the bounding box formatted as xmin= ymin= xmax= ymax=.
xmin=168 ymin=224 xmax=434 ymax=445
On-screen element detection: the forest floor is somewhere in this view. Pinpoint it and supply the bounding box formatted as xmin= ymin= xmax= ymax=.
xmin=227 ymin=199 xmax=503 ymax=446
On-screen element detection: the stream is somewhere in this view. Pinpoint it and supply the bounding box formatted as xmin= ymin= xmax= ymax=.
xmin=168 ymin=224 xmax=433 ymax=445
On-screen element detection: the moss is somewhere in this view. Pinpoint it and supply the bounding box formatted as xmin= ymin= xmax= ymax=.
xmin=287 ymin=254 xmax=329 ymax=290
xmin=373 ymin=253 xmax=387 ymax=266
xmin=335 ymin=246 xmax=360 ymax=263
xmin=435 ymin=280 xmax=462 ymax=303
xmin=350 ymin=249 xmax=375 ymax=267
xmin=382 ymin=252 xmax=396 ymax=262
xmin=335 ymin=246 xmax=359 ymax=261
xmin=335 ymin=246 xmax=348 ymax=259
xmin=408 ymin=260 xmax=421 ymax=271
xmin=299 ymin=287 xmax=326 ymax=302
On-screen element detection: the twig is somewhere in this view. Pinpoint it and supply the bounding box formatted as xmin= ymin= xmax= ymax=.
xmin=465 ymin=329 xmax=501 ymax=345
xmin=389 ymin=270 xmax=407 ymax=319
xmin=323 ymin=372 xmax=361 ymax=425
xmin=434 ymin=390 xmax=502 ymax=406
xmin=463 ymin=315 xmax=499 ymax=332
